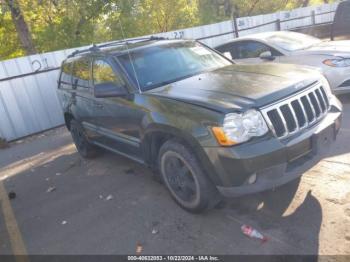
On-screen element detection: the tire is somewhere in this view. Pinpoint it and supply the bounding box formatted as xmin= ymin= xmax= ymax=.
xmin=158 ymin=139 xmax=220 ymax=213
xmin=70 ymin=119 xmax=99 ymax=159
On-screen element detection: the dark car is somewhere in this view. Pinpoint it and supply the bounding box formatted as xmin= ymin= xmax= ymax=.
xmin=57 ymin=37 xmax=342 ymax=213
xmin=331 ymin=0 xmax=350 ymax=40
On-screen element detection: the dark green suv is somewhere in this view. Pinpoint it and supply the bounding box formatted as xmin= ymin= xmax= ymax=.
xmin=57 ymin=37 xmax=342 ymax=212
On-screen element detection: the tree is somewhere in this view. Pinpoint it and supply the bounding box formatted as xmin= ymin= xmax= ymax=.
xmin=102 ymin=0 xmax=199 ymax=40
xmin=0 ymin=0 xmax=339 ymax=60
xmin=18 ymin=0 xmax=114 ymax=52
xmin=0 ymin=3 xmax=24 ymax=59
xmin=138 ymin=0 xmax=198 ymax=32
xmin=3 ymin=0 xmax=36 ymax=54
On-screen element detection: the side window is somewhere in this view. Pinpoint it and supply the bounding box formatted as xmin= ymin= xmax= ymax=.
xmin=236 ymin=41 xmax=271 ymax=59
xmin=59 ymin=62 xmax=73 ymax=87
xmin=72 ymin=58 xmax=91 ymax=89
xmin=93 ymin=60 xmax=124 ymax=86
xmin=216 ymin=43 xmax=239 ymax=59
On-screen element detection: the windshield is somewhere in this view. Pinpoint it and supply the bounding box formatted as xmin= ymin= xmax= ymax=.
xmin=117 ymin=41 xmax=232 ymax=91
xmin=268 ymin=32 xmax=321 ymax=52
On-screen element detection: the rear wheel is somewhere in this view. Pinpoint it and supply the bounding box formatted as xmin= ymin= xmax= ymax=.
xmin=70 ymin=119 xmax=99 ymax=158
xmin=158 ymin=139 xmax=220 ymax=213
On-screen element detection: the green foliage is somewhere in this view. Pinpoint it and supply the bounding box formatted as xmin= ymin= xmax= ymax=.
xmin=0 ymin=0 xmax=337 ymax=60
xmin=102 ymin=0 xmax=198 ymax=40
xmin=0 ymin=6 xmax=24 ymax=59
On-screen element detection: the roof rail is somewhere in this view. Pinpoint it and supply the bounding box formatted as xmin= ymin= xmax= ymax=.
xmin=67 ymin=45 xmax=99 ymax=58
xmin=67 ymin=36 xmax=168 ymax=58
xmin=97 ymin=36 xmax=167 ymax=49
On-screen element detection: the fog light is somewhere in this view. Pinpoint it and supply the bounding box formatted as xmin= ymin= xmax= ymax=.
xmin=248 ymin=173 xmax=257 ymax=184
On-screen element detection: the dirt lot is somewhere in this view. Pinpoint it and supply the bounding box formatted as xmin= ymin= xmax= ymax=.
xmin=0 ymin=96 xmax=349 ymax=256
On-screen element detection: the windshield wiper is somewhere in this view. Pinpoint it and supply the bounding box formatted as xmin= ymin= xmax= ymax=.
xmin=144 ymin=71 xmax=206 ymax=91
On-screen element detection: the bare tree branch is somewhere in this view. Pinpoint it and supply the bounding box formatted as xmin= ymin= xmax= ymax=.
xmin=248 ymin=0 xmax=261 ymax=16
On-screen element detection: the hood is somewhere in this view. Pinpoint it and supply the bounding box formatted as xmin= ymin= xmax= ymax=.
xmin=295 ymin=40 xmax=350 ymax=58
xmin=146 ymin=64 xmax=320 ymax=113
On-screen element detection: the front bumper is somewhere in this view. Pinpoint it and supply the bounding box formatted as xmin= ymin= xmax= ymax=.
xmin=204 ymin=97 xmax=342 ymax=197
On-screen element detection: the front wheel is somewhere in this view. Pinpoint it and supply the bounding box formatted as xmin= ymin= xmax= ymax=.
xmin=158 ymin=139 xmax=220 ymax=213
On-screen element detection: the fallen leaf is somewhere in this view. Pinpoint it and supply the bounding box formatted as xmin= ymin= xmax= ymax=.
xmin=47 ymin=186 xmax=56 ymax=193
xmin=105 ymin=195 xmax=113 ymax=201
xmin=136 ymin=242 xmax=143 ymax=254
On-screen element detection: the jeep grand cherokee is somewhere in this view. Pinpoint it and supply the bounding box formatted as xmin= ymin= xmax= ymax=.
xmin=57 ymin=37 xmax=342 ymax=212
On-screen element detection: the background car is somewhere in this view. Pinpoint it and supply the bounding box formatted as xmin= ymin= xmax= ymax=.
xmin=331 ymin=0 xmax=350 ymax=40
xmin=292 ymin=0 xmax=350 ymax=40
xmin=215 ymin=31 xmax=350 ymax=95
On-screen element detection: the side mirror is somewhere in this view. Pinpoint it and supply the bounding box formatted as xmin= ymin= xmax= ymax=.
xmin=259 ymin=51 xmax=275 ymax=61
xmin=223 ymin=52 xmax=233 ymax=60
xmin=94 ymin=82 xmax=128 ymax=98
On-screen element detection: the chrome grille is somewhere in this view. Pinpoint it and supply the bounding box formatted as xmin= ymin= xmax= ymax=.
xmin=261 ymin=83 xmax=330 ymax=139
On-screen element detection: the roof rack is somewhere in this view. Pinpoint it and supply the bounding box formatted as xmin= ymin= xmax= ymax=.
xmin=98 ymin=36 xmax=167 ymax=49
xmin=67 ymin=36 xmax=168 ymax=58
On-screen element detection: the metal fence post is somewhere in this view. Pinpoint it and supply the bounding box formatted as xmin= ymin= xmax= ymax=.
xmin=311 ymin=10 xmax=316 ymax=25
xmin=233 ymin=17 xmax=239 ymax=38
xmin=276 ymin=19 xmax=281 ymax=31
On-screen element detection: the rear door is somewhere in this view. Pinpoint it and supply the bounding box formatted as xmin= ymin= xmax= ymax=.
xmin=57 ymin=61 xmax=74 ymax=111
xmin=70 ymin=57 xmax=97 ymax=139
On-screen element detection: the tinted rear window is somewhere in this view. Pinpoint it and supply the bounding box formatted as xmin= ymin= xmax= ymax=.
xmin=60 ymin=62 xmax=73 ymax=84
xmin=72 ymin=58 xmax=91 ymax=88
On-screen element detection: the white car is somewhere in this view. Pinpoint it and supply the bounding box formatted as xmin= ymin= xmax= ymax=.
xmin=215 ymin=31 xmax=350 ymax=95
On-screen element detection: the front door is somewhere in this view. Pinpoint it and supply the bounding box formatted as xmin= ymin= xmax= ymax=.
xmin=90 ymin=58 xmax=145 ymax=162
xmin=229 ymin=41 xmax=281 ymax=64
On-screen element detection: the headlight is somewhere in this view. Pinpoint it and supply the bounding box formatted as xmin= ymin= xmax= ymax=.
xmin=323 ymin=58 xmax=350 ymax=67
xmin=212 ymin=109 xmax=268 ymax=146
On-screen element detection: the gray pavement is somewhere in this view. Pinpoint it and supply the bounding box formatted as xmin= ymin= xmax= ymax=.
xmin=0 ymin=96 xmax=349 ymax=255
